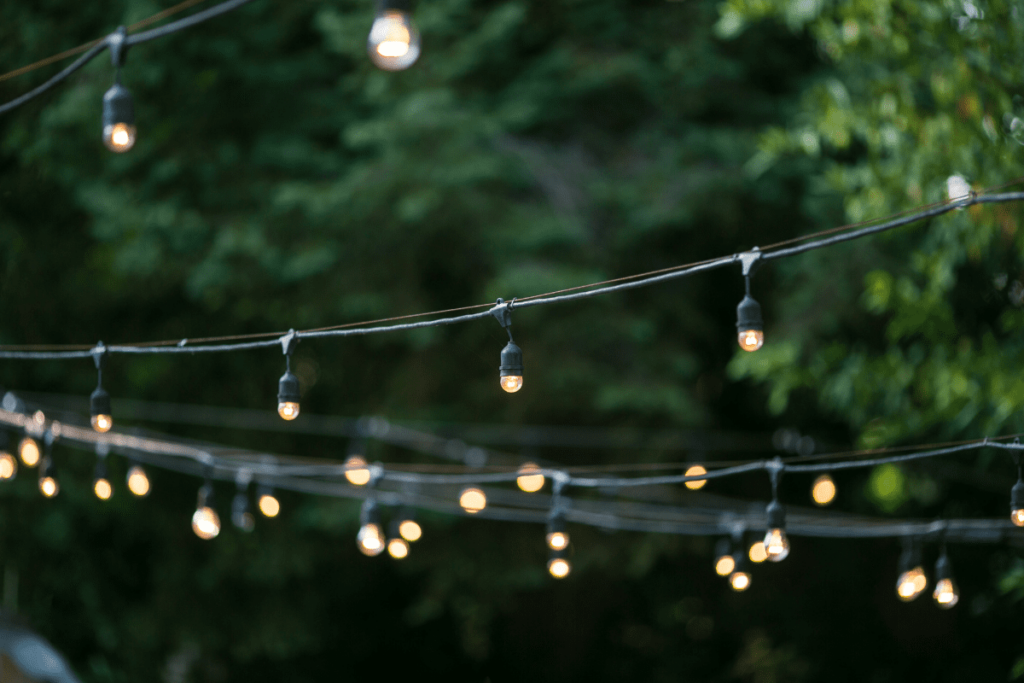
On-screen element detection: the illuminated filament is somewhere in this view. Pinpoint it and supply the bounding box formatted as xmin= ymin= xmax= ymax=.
xmin=517 ymin=462 xmax=545 ymax=492
xmin=684 ymin=465 xmax=707 ymax=490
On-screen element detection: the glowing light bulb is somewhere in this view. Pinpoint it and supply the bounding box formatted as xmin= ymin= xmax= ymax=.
xmin=896 ymin=567 xmax=927 ymax=601
xmin=459 ymin=487 xmax=487 ymax=513
xmin=1013 ymin=508 xmax=1024 ymax=527
xmin=737 ymin=329 xmax=764 ymax=352
xmin=729 ymin=571 xmax=751 ymax=591
xmin=91 ymin=414 xmax=113 ymax=433
xmin=127 ymin=465 xmax=150 ymax=497
xmin=367 ymin=9 xmax=420 ymax=71
xmin=715 ymin=554 xmax=736 ymax=577
xmin=548 ymin=557 xmax=571 ymax=579
xmin=517 ymin=462 xmax=545 ymax=492
xmin=763 ymin=528 xmax=790 ymax=562
xmin=344 ymin=456 xmax=371 ymax=486
xmin=501 ymin=375 xmax=524 ymax=393
xmin=19 ymin=438 xmax=40 ymax=467
xmin=388 ymin=537 xmax=410 ymax=559
xmin=399 ymin=519 xmax=422 ymax=542
xmin=258 ymin=493 xmax=281 ymax=518
xmin=103 ymin=122 xmax=136 ymax=152
xmin=192 ymin=506 xmax=221 ymax=540
xmin=39 ymin=476 xmax=59 ymax=498
xmin=277 ymin=402 xmax=300 ymax=420
xmin=811 ymin=474 xmax=836 ymax=506
xmin=0 ymin=452 xmax=17 ymax=480
xmin=357 ymin=523 xmax=385 ymax=556
xmin=94 ymin=478 xmax=112 ymax=500
xmin=933 ymin=578 xmax=959 ymax=608
xmin=684 ymin=465 xmax=707 ymax=490
xmin=748 ymin=541 xmax=768 ymax=563
xmin=547 ymin=531 xmax=569 ymax=551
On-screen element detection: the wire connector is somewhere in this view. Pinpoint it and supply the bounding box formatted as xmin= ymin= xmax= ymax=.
xmin=108 ymin=26 xmax=128 ymax=71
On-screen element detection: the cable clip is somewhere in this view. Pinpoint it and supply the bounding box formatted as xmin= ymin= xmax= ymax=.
xmin=739 ymin=247 xmax=761 ymax=277
xmin=91 ymin=341 xmax=107 ymax=370
xmin=490 ymin=298 xmax=515 ymax=335
xmin=108 ymin=26 xmax=128 ymax=70
xmin=280 ymin=329 xmax=298 ymax=356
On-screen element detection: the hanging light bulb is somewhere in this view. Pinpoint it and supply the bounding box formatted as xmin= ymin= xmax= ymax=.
xmin=257 ymin=484 xmax=281 ymax=518
xmin=367 ymin=0 xmax=421 ymax=71
xmin=396 ymin=509 xmax=422 ymax=542
xmin=38 ymin=456 xmax=59 ymax=499
xmin=90 ymin=347 xmax=113 ymax=432
xmin=18 ymin=437 xmax=40 ymax=467
xmin=459 ymin=487 xmax=487 ymax=514
xmin=0 ymin=438 xmax=17 ymax=481
xmin=748 ymin=540 xmax=768 ymax=564
xmin=811 ymin=474 xmax=836 ymax=506
xmin=548 ymin=548 xmax=571 ymax=579
xmin=492 ymin=298 xmax=524 ymax=393
xmin=357 ymin=500 xmax=385 ymax=556
xmin=93 ymin=456 xmax=112 ymax=501
xmin=763 ymin=500 xmax=790 ymax=562
xmin=192 ymin=483 xmax=221 ymax=540
xmin=517 ymin=462 xmax=545 ymax=492
xmin=895 ymin=540 xmax=927 ymax=602
xmin=1011 ymin=470 xmax=1024 ymax=527
xmin=714 ymin=538 xmax=735 ymax=576
xmin=736 ymin=256 xmax=764 ymax=351
xmin=344 ymin=454 xmax=372 ymax=486
xmin=276 ymin=342 xmax=301 ymax=421
xmin=684 ymin=465 xmax=707 ymax=490
xmin=387 ymin=520 xmax=410 ymax=559
xmin=932 ymin=549 xmax=959 ymax=609
xmin=546 ymin=512 xmax=569 ymax=551
xmin=729 ymin=552 xmax=752 ymax=592
xmin=126 ymin=463 xmax=151 ymax=497
xmin=232 ymin=489 xmax=255 ymax=532
xmin=101 ymin=30 xmax=136 ymax=153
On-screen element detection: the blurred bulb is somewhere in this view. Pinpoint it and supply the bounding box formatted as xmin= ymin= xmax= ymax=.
xmin=367 ymin=10 xmax=420 ymax=71
xmin=39 ymin=476 xmax=59 ymax=498
xmin=763 ymin=528 xmax=790 ymax=562
xmin=459 ymin=487 xmax=487 ymax=513
xmin=127 ymin=465 xmax=151 ymax=497
xmin=103 ymin=123 xmax=136 ymax=152
xmin=933 ymin=578 xmax=959 ymax=608
xmin=811 ymin=475 xmax=836 ymax=506
xmin=684 ymin=465 xmax=707 ymax=490
xmin=387 ymin=537 xmax=410 ymax=559
xmin=91 ymin=414 xmax=113 ymax=433
xmin=500 ymin=376 xmax=524 ymax=393
xmin=192 ymin=506 xmax=221 ymax=540
xmin=896 ymin=567 xmax=927 ymax=601
xmin=715 ymin=554 xmax=736 ymax=577
xmin=33 ymin=410 xmax=45 ymax=426
xmin=1012 ymin=508 xmax=1024 ymax=527
xmin=748 ymin=541 xmax=768 ymax=563
xmin=517 ymin=462 xmax=545 ymax=492
xmin=258 ymin=493 xmax=281 ymax=517
xmin=278 ymin=401 xmax=300 ymax=421
xmin=94 ymin=478 xmax=112 ymax=500
xmin=737 ymin=329 xmax=764 ymax=352
xmin=344 ymin=456 xmax=371 ymax=486
xmin=357 ymin=523 xmax=385 ymax=556
xmin=399 ymin=519 xmax=422 ymax=542
xmin=548 ymin=557 xmax=571 ymax=579
xmin=0 ymin=452 xmax=17 ymax=480
xmin=547 ymin=531 xmax=569 ymax=551
xmin=729 ymin=571 xmax=751 ymax=591
xmin=19 ymin=438 xmax=40 ymax=467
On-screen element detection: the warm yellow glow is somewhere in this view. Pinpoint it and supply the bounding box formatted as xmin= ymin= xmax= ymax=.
xmin=738 ymin=329 xmax=764 ymax=352
xmin=715 ymin=555 xmax=736 ymax=577
xmin=357 ymin=523 xmax=385 ymax=556
xmin=278 ymin=401 xmax=300 ymax=421
xmin=40 ymin=476 xmax=59 ymax=498
xmin=192 ymin=506 xmax=221 ymax=540
xmin=1012 ymin=508 xmax=1024 ymax=527
xmin=933 ymin=578 xmax=959 ymax=608
xmin=0 ymin=452 xmax=16 ymax=480
xmin=399 ymin=519 xmax=422 ymax=542
xmin=91 ymin=414 xmax=113 ymax=433
xmin=94 ymin=478 xmax=112 ymax=500
xmin=387 ymin=537 xmax=410 ymax=559
xmin=748 ymin=541 xmax=768 ymax=563
xmin=368 ymin=11 xmax=418 ymax=70
xmin=127 ymin=465 xmax=151 ymax=497
xmin=344 ymin=456 xmax=371 ymax=486
xmin=547 ymin=531 xmax=569 ymax=551
xmin=459 ymin=487 xmax=487 ymax=513
xmin=377 ymin=40 xmax=410 ymax=58
xmin=500 ymin=375 xmax=524 ymax=393
xmin=811 ymin=475 xmax=836 ymax=506
xmin=19 ymin=438 xmax=40 ymax=467
xmin=764 ymin=528 xmax=790 ymax=562
xmin=548 ymin=557 xmax=571 ymax=579
xmin=517 ymin=462 xmax=545 ymax=492
xmin=896 ymin=567 xmax=927 ymax=601
xmin=258 ymin=494 xmax=281 ymax=518
xmin=730 ymin=571 xmax=751 ymax=591
xmin=103 ymin=123 xmax=136 ymax=152
xmin=684 ymin=465 xmax=707 ymax=490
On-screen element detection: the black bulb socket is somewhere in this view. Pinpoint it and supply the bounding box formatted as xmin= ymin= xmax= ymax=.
xmin=736 ymin=295 xmax=763 ymax=332
xmin=377 ymin=0 xmax=412 ymax=11
xmin=360 ymin=499 xmax=382 ymax=527
xmin=1011 ymin=479 xmax=1024 ymax=510
xmin=765 ymin=499 xmax=785 ymax=530
xmin=935 ymin=553 xmax=953 ymax=582
xmin=715 ymin=537 xmax=731 ymax=559
xmin=499 ymin=341 xmax=524 ymax=378
xmin=39 ymin=456 xmax=56 ymax=480
xmin=547 ymin=513 xmax=566 ymax=537
xmin=102 ymin=83 xmax=135 ymax=129
xmin=93 ymin=457 xmax=108 ymax=482
xmin=90 ymin=386 xmax=111 ymax=418
xmin=278 ymin=370 xmax=301 ymax=404
xmin=197 ymin=483 xmax=215 ymax=509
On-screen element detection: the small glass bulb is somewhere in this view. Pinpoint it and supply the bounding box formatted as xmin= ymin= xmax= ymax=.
xmin=91 ymin=414 xmax=113 ymax=433
xmin=103 ymin=123 xmax=137 ymax=153
xmin=811 ymin=475 xmax=836 ymax=506
xmin=729 ymin=571 xmax=751 ymax=591
xmin=399 ymin=519 xmax=422 ymax=542
xmin=517 ymin=462 xmax=545 ymax=492
xmin=459 ymin=487 xmax=487 ymax=513
xmin=258 ymin=494 xmax=281 ymax=518
xmin=387 ymin=537 xmax=410 ymax=559
xmin=896 ymin=567 xmax=927 ymax=601
xmin=278 ymin=401 xmax=300 ymax=421
xmin=1012 ymin=508 xmax=1024 ymax=527
xmin=548 ymin=557 xmax=571 ymax=579
xmin=367 ymin=10 xmax=421 ymax=71
xmin=192 ymin=506 xmax=221 ymax=540
xmin=127 ymin=465 xmax=151 ymax=497
xmin=763 ymin=528 xmax=790 ymax=562
xmin=39 ymin=476 xmax=59 ymax=498
xmin=684 ymin=465 xmax=707 ymax=490
xmin=933 ymin=578 xmax=959 ymax=608
xmin=547 ymin=531 xmax=569 ymax=551
xmin=737 ymin=329 xmax=764 ymax=352
xmin=748 ymin=541 xmax=768 ymax=563
xmin=500 ymin=375 xmax=524 ymax=393
xmin=344 ymin=456 xmax=371 ymax=486
xmin=19 ymin=438 xmax=40 ymax=467
xmin=715 ymin=554 xmax=736 ymax=577
xmin=0 ymin=452 xmax=17 ymax=480
xmin=94 ymin=478 xmax=113 ymax=500
xmin=357 ymin=523 xmax=385 ymax=556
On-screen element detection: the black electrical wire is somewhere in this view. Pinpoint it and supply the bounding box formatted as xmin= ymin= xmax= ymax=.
xmin=0 ymin=41 xmax=110 ymax=116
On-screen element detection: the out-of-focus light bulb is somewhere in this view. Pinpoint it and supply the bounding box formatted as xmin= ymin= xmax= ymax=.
xmin=258 ymin=493 xmax=281 ymax=518
xmin=548 ymin=557 xmax=571 ymax=579
xmin=344 ymin=456 xmax=371 ymax=486
xmin=277 ymin=402 xmax=300 ymax=421
xmin=547 ymin=531 xmax=569 ymax=551
xmin=730 ymin=571 xmax=751 ymax=591
xmin=933 ymin=578 xmax=959 ymax=608
xmin=40 ymin=476 xmax=59 ymax=498
xmin=459 ymin=487 xmax=487 ymax=513
xmin=763 ymin=528 xmax=790 ymax=562
xmin=103 ymin=122 xmax=136 ymax=152
xmin=517 ymin=462 xmax=545 ymax=492
xmin=499 ymin=340 xmax=524 ymax=393
xmin=896 ymin=567 xmax=927 ymax=601
xmin=127 ymin=465 xmax=150 ymax=497
xmin=0 ymin=452 xmax=17 ymax=480
xmin=19 ymin=438 xmax=40 ymax=467
xmin=192 ymin=506 xmax=221 ymax=540
xmin=399 ymin=519 xmax=422 ymax=542
xmin=1011 ymin=479 xmax=1024 ymax=527
xmin=737 ymin=329 xmax=764 ymax=352
xmin=736 ymin=289 xmax=764 ymax=352
xmin=715 ymin=554 xmax=736 ymax=577
xmin=367 ymin=9 xmax=421 ymax=71
xmin=748 ymin=541 xmax=768 ymax=563
xmin=388 ymin=537 xmax=410 ymax=559
xmin=91 ymin=414 xmax=113 ymax=433
xmin=1013 ymin=508 xmax=1024 ymax=527
xmin=684 ymin=465 xmax=707 ymax=490
xmin=94 ymin=478 xmax=112 ymax=500
xmin=811 ymin=474 xmax=836 ymax=506
xmin=357 ymin=523 xmax=385 ymax=556
xmin=501 ymin=376 xmax=524 ymax=393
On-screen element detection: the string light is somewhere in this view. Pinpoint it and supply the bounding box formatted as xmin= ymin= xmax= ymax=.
xmin=548 ymin=548 xmax=571 ymax=579
xmin=516 ymin=462 xmax=545 ymax=492
xmin=38 ymin=430 xmax=59 ymax=498
xmin=932 ymin=547 xmax=959 ymax=609
xmin=232 ymin=484 xmax=255 ymax=532
xmin=19 ymin=436 xmax=40 ymax=467
xmin=126 ymin=462 xmax=151 ymax=497
xmin=0 ymin=450 xmax=16 ymax=481
xmin=748 ymin=540 xmax=768 ymax=564
xmin=192 ymin=481 xmax=221 ymax=540
xmin=396 ymin=509 xmax=422 ymax=542
xmin=357 ymin=500 xmax=385 ymax=556
xmin=811 ymin=474 xmax=836 ymax=506
xmin=257 ymin=484 xmax=281 ymax=518
xmin=459 ymin=487 xmax=487 ymax=513
xmin=1011 ymin=461 xmax=1024 ymax=527
xmin=714 ymin=538 xmax=735 ymax=576
xmin=93 ymin=450 xmax=112 ymax=501
xmin=684 ymin=465 xmax=707 ymax=490
xmin=736 ymin=250 xmax=764 ymax=352
xmin=101 ymin=30 xmax=136 ymax=153
xmin=367 ymin=0 xmax=420 ymax=71
xmin=344 ymin=453 xmax=372 ymax=486
xmin=90 ymin=345 xmax=113 ymax=433
xmin=276 ymin=332 xmax=300 ymax=421
xmin=729 ymin=552 xmax=752 ymax=592
xmin=387 ymin=522 xmax=410 ymax=559
xmin=896 ymin=540 xmax=927 ymax=602
xmin=546 ymin=511 xmax=569 ymax=551
xmin=493 ymin=299 xmax=524 ymax=394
